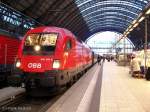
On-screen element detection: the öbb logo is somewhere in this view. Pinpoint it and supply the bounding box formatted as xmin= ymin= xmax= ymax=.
xmin=27 ymin=63 xmax=41 ymax=68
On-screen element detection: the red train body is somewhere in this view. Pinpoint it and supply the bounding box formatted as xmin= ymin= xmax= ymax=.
xmin=0 ymin=34 xmax=20 ymax=81
xmin=13 ymin=26 xmax=93 ymax=90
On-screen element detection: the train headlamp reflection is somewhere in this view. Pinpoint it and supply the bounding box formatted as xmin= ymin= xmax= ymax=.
xmin=53 ymin=60 xmax=60 ymax=69
xmin=34 ymin=45 xmax=41 ymax=52
xmin=16 ymin=60 xmax=21 ymax=68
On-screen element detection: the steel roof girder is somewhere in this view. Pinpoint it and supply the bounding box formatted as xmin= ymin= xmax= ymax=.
xmin=85 ymin=12 xmax=134 ymax=21
xmin=82 ymin=7 xmax=138 ymax=19
xmin=88 ymin=23 xmax=127 ymax=30
xmin=85 ymin=16 xmax=132 ymax=25
xmin=86 ymin=20 xmax=129 ymax=29
xmin=88 ymin=24 xmax=126 ymax=32
xmin=62 ymin=7 xmax=138 ymax=30
xmin=37 ymin=0 xmax=73 ymax=21
xmin=63 ymin=13 xmax=87 ymax=28
xmin=89 ymin=27 xmax=123 ymax=34
xmin=75 ymin=0 xmax=147 ymax=9
xmin=79 ymin=2 xmax=142 ymax=14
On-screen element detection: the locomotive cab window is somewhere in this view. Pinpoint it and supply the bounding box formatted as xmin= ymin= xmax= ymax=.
xmin=65 ymin=39 xmax=72 ymax=51
xmin=24 ymin=33 xmax=58 ymax=55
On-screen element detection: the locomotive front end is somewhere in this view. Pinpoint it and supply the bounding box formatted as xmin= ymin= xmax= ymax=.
xmin=13 ymin=32 xmax=62 ymax=89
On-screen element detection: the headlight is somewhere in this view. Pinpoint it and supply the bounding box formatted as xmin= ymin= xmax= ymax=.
xmin=53 ymin=60 xmax=60 ymax=69
xmin=34 ymin=45 xmax=41 ymax=52
xmin=16 ymin=60 xmax=21 ymax=68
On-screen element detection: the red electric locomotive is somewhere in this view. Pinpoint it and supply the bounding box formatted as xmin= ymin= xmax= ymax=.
xmin=12 ymin=26 xmax=93 ymax=92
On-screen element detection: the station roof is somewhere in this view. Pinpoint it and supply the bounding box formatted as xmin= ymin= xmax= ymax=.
xmin=1 ymin=0 xmax=150 ymax=48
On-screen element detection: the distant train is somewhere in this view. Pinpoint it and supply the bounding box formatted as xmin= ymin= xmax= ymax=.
xmin=11 ymin=26 xmax=96 ymax=93
xmin=0 ymin=33 xmax=20 ymax=83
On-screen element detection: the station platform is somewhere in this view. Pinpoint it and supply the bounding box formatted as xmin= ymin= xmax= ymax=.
xmin=46 ymin=61 xmax=150 ymax=112
xmin=46 ymin=63 xmax=102 ymax=112
xmin=100 ymin=61 xmax=150 ymax=112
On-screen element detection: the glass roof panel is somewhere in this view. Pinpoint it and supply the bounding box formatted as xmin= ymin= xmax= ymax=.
xmin=75 ymin=0 xmax=149 ymax=33
xmin=85 ymin=16 xmax=131 ymax=24
xmin=87 ymin=20 xmax=129 ymax=27
xmin=89 ymin=24 xmax=127 ymax=30
xmin=80 ymin=1 xmax=143 ymax=12
xmin=82 ymin=7 xmax=138 ymax=19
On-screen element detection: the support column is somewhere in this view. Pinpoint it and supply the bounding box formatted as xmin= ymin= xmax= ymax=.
xmin=123 ymin=36 xmax=126 ymax=66
xmin=144 ymin=17 xmax=148 ymax=75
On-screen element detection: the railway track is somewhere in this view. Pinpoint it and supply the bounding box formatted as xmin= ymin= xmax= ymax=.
xmin=0 ymin=65 xmax=90 ymax=112
xmin=0 ymin=92 xmax=26 ymax=112
xmin=0 ymin=89 xmax=65 ymax=112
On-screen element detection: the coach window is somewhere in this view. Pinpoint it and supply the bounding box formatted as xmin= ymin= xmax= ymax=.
xmin=66 ymin=39 xmax=72 ymax=51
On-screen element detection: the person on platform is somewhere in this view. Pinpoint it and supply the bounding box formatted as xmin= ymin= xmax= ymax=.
xmin=130 ymin=54 xmax=141 ymax=78
xmin=140 ymin=59 xmax=145 ymax=78
xmin=103 ymin=56 xmax=105 ymax=62
xmin=97 ymin=55 xmax=102 ymax=65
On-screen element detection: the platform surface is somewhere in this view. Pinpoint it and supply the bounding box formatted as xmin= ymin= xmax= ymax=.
xmin=100 ymin=61 xmax=150 ymax=112
xmin=46 ymin=64 xmax=102 ymax=112
xmin=46 ymin=61 xmax=150 ymax=112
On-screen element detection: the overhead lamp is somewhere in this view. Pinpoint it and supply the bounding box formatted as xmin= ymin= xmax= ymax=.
xmin=126 ymin=32 xmax=129 ymax=35
xmin=127 ymin=25 xmax=133 ymax=31
xmin=146 ymin=8 xmax=150 ymax=15
xmin=138 ymin=16 xmax=145 ymax=22
xmin=125 ymin=29 xmax=128 ymax=32
xmin=138 ymin=13 xmax=142 ymax=18
xmin=128 ymin=25 xmax=132 ymax=29
xmin=123 ymin=32 xmax=126 ymax=35
xmin=133 ymin=23 xmax=139 ymax=28
xmin=132 ymin=20 xmax=137 ymax=24
xmin=127 ymin=28 xmax=130 ymax=31
xmin=129 ymin=28 xmax=133 ymax=32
